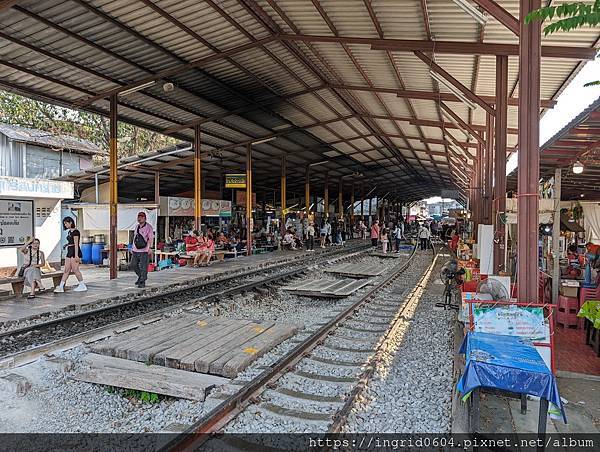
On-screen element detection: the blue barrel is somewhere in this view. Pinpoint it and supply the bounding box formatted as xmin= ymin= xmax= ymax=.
xmin=81 ymin=243 xmax=93 ymax=264
xmin=92 ymin=243 xmax=105 ymax=265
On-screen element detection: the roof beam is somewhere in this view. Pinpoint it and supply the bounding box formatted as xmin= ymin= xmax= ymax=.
xmin=472 ymin=0 xmax=520 ymax=36
xmin=440 ymin=103 xmax=486 ymax=145
xmin=414 ymin=51 xmax=495 ymax=116
xmin=277 ymin=34 xmax=596 ymax=59
xmin=409 ymin=119 xmax=518 ymax=135
xmin=329 ymin=83 xmax=556 ymax=108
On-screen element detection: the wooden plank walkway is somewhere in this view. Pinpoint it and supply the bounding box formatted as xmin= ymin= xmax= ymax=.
xmin=91 ymin=315 xmax=300 ymax=378
xmin=73 ymin=353 xmax=229 ymax=400
xmin=324 ymin=262 xmax=384 ymax=278
xmin=283 ymin=278 xmax=371 ymax=298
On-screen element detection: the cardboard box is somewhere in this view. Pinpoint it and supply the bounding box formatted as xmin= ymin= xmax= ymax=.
xmin=560 ymin=285 xmax=579 ymax=298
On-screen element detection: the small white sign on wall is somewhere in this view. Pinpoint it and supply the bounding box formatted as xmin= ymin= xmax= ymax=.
xmin=0 ymin=198 xmax=34 ymax=247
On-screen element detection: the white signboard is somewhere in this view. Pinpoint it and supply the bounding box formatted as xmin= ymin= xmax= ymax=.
xmin=0 ymin=199 xmax=34 ymax=247
xmin=472 ymin=305 xmax=549 ymax=343
xmin=0 ymin=176 xmax=73 ymax=199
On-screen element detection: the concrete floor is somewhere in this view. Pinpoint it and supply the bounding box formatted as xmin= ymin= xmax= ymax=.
xmin=0 ymin=248 xmax=326 ymax=324
xmin=478 ymin=376 xmax=600 ymax=434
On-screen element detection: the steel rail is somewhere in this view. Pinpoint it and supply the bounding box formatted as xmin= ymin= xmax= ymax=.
xmin=162 ymin=244 xmax=422 ymax=452
xmin=0 ymin=244 xmax=370 ymax=368
xmin=328 ymin=243 xmax=440 ymax=432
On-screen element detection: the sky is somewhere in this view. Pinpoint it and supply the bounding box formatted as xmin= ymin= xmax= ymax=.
xmin=506 ymin=58 xmax=600 ymax=175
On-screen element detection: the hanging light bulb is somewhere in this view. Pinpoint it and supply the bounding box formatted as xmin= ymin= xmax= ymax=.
xmin=572 ymin=160 xmax=584 ymax=174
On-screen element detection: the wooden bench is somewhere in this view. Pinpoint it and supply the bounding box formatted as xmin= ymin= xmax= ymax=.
xmin=0 ymin=270 xmax=63 ymax=295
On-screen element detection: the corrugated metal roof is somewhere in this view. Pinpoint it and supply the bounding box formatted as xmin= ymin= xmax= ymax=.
xmin=0 ymin=122 xmax=105 ymax=155
xmin=1 ymin=0 xmax=598 ymax=202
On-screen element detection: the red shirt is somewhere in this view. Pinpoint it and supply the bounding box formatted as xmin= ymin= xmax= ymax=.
xmin=185 ymin=236 xmax=199 ymax=252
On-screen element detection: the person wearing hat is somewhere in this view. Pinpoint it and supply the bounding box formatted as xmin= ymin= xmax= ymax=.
xmin=131 ymin=211 xmax=154 ymax=288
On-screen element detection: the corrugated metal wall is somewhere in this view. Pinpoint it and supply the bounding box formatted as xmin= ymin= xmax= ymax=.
xmin=0 ymin=133 xmax=25 ymax=177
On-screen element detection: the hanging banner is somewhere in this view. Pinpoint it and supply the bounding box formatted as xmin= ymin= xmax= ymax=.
xmin=225 ymin=174 xmax=246 ymax=189
xmin=162 ymin=197 xmax=231 ymax=217
xmin=0 ymin=198 xmax=34 ymax=247
xmin=201 ymin=199 xmax=232 ymax=217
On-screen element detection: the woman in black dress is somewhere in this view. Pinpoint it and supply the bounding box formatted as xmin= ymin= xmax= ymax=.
xmin=54 ymin=217 xmax=87 ymax=293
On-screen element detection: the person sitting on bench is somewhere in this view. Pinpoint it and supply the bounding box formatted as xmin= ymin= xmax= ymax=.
xmin=18 ymin=237 xmax=45 ymax=299
xmin=282 ymin=230 xmax=296 ymax=250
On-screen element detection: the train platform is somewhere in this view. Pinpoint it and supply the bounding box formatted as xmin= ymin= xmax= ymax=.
xmin=0 ymin=244 xmax=363 ymax=326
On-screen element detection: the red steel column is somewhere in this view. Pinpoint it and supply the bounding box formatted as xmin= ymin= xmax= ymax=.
xmin=494 ymin=55 xmax=508 ymax=273
xmin=484 ymin=113 xmax=494 ymax=225
xmin=193 ymin=124 xmax=202 ymax=231
xmin=305 ymin=165 xmax=310 ymax=217
xmin=518 ymin=0 xmax=541 ymax=302
xmin=109 ymin=94 xmax=118 ymax=280
xmin=246 ymin=143 xmax=253 ymax=256
xmin=360 ymin=182 xmax=364 ymax=219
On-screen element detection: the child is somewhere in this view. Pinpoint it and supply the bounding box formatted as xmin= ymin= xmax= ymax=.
xmin=381 ymin=228 xmax=389 ymax=254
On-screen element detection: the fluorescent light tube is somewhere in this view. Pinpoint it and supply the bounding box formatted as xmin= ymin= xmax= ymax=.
xmin=450 ymin=0 xmax=488 ymax=25
xmin=252 ymin=136 xmax=276 ymax=145
xmin=120 ymin=81 xmax=156 ymax=96
xmin=430 ymin=71 xmax=477 ymax=110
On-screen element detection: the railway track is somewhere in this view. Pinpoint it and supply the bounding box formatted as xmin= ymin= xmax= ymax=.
xmin=163 ymin=243 xmax=440 ymax=450
xmin=0 ymin=242 xmax=371 ymax=368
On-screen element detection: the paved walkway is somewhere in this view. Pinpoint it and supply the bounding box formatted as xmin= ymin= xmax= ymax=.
xmin=0 ymin=245 xmax=357 ymax=325
xmin=478 ymin=375 xmax=600 ymax=434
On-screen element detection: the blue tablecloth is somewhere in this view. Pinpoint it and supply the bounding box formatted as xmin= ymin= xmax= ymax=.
xmin=457 ymin=331 xmax=566 ymax=422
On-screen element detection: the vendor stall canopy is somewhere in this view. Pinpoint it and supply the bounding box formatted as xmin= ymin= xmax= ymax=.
xmin=1 ymin=0 xmax=598 ymax=202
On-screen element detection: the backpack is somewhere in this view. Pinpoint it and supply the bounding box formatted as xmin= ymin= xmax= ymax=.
xmin=134 ymin=225 xmax=147 ymax=249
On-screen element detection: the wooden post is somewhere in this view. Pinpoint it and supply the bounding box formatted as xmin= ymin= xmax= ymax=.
xmin=552 ymin=169 xmax=561 ymax=306
xmin=338 ymin=179 xmax=343 ymax=219
xmin=246 ymin=143 xmax=253 ymax=256
xmin=324 ymin=172 xmax=329 ymax=219
xmin=360 ymin=182 xmax=364 ymax=219
xmin=194 ymin=124 xmax=202 ymax=231
xmin=109 ymin=93 xmax=118 ymax=280
xmin=518 ymin=0 xmax=541 ymax=303
xmin=484 ymin=113 xmax=494 ymax=225
xmin=350 ymin=182 xmax=355 ymax=226
xmin=281 ymin=155 xmax=286 ymax=235
xmin=305 ymin=165 xmax=310 ymax=217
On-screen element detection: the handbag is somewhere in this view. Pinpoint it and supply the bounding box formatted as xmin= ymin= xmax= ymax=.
xmin=18 ymin=247 xmax=33 ymax=277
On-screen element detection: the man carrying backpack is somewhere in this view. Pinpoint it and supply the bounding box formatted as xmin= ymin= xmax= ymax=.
xmin=131 ymin=211 xmax=154 ymax=288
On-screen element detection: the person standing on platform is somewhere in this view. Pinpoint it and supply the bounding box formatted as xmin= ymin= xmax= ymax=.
xmin=131 ymin=211 xmax=154 ymax=288
xmin=319 ymin=220 xmax=327 ymax=248
xmin=55 ymin=217 xmax=86 ymax=293
xmin=359 ymin=220 xmax=367 ymax=240
xmin=381 ymin=228 xmax=389 ymax=254
xmin=370 ymin=219 xmax=380 ymax=247
xmin=392 ymin=223 xmax=402 ymax=253
xmin=325 ymin=220 xmax=332 ymax=246
xmin=307 ymin=221 xmax=316 ymax=252
xmin=418 ymin=223 xmax=431 ymax=251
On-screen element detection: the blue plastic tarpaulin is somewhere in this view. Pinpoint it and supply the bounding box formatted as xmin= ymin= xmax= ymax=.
xmin=457 ymin=331 xmax=566 ymax=422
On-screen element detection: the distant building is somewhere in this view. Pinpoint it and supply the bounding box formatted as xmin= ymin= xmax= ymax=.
xmin=0 ymin=123 xmax=106 ymax=178
xmin=0 ymin=124 xmax=105 ymax=274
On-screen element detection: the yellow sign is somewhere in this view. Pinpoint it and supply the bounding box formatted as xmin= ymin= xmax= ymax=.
xmin=225 ymin=173 xmax=246 ymax=188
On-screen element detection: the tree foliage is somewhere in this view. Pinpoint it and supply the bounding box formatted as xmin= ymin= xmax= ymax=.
xmin=0 ymin=90 xmax=178 ymax=162
xmin=525 ymin=0 xmax=600 ymax=35
xmin=525 ymin=1 xmax=600 ymax=87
